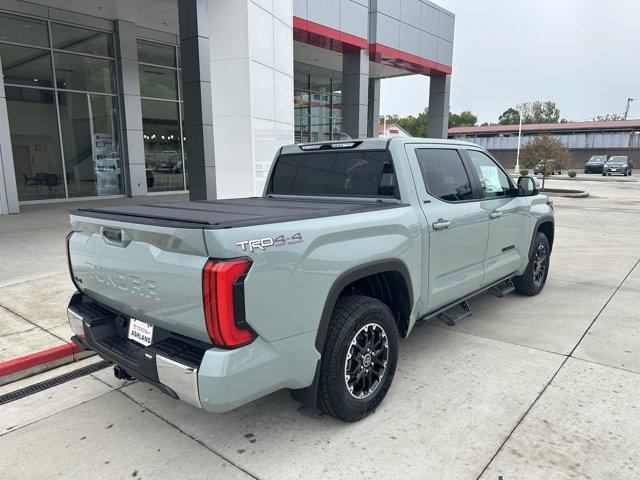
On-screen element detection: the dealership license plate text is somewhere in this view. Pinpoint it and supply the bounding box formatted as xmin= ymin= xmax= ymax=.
xmin=128 ymin=318 xmax=154 ymax=346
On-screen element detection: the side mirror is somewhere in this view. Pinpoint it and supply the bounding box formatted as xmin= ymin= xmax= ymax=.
xmin=517 ymin=176 xmax=540 ymax=196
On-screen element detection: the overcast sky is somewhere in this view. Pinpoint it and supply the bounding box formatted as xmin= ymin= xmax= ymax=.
xmin=379 ymin=0 xmax=640 ymax=124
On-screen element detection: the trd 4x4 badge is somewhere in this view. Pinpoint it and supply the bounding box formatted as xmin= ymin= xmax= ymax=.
xmin=236 ymin=233 xmax=303 ymax=252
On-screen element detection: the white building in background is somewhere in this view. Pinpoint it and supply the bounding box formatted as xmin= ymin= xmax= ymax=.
xmin=0 ymin=0 xmax=455 ymax=214
xmin=379 ymin=123 xmax=412 ymax=138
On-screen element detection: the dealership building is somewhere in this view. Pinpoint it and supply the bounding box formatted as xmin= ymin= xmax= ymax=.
xmin=449 ymin=119 xmax=640 ymax=170
xmin=0 ymin=0 xmax=455 ymax=215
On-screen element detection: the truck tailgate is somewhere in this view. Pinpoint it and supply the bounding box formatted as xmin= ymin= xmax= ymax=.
xmin=68 ymin=214 xmax=211 ymax=344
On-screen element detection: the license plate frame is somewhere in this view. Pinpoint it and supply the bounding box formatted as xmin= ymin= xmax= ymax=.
xmin=127 ymin=318 xmax=154 ymax=347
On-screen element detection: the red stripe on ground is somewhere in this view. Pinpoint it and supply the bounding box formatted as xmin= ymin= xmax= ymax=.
xmin=0 ymin=342 xmax=84 ymax=377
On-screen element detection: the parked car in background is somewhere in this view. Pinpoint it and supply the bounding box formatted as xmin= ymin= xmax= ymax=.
xmin=584 ymin=155 xmax=607 ymax=174
xmin=534 ymin=159 xmax=562 ymax=175
xmin=603 ymin=156 xmax=633 ymax=176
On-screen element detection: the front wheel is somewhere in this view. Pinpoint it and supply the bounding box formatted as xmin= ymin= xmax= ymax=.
xmin=318 ymin=295 xmax=399 ymax=422
xmin=513 ymin=232 xmax=550 ymax=296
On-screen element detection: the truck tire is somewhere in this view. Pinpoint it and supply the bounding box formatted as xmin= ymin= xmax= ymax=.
xmin=513 ymin=232 xmax=550 ymax=296
xmin=317 ymin=295 xmax=398 ymax=422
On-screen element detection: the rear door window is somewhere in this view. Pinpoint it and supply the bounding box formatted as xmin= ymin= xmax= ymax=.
xmin=269 ymin=151 xmax=397 ymax=198
xmin=415 ymin=148 xmax=473 ymax=202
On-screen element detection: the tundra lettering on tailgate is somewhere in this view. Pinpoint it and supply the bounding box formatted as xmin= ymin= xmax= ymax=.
xmin=85 ymin=262 xmax=159 ymax=300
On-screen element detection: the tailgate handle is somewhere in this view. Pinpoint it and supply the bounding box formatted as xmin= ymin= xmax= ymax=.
xmin=101 ymin=227 xmax=131 ymax=247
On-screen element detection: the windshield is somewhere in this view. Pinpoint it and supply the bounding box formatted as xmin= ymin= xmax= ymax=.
xmin=588 ymin=156 xmax=606 ymax=163
xmin=268 ymin=150 xmax=398 ymax=198
xmin=608 ymin=157 xmax=627 ymax=164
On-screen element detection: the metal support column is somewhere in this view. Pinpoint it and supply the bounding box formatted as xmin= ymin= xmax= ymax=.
xmin=367 ymin=78 xmax=381 ymax=138
xmin=427 ymin=74 xmax=451 ymax=139
xmin=178 ymin=0 xmax=217 ymax=200
xmin=342 ymin=49 xmax=369 ymax=139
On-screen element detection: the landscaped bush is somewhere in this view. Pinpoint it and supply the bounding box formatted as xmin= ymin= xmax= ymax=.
xmin=520 ymin=169 xmax=529 ymax=176
xmin=568 ymin=170 xmax=577 ymax=178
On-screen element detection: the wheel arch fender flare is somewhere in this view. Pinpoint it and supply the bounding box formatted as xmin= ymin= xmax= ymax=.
xmin=314 ymin=259 xmax=414 ymax=353
xmin=530 ymin=214 xmax=555 ymax=258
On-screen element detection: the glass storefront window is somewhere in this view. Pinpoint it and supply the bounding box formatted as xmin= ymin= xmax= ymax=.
xmin=310 ymin=93 xmax=331 ymax=118
xmin=139 ymin=64 xmax=178 ymax=100
xmin=0 ymin=44 xmax=53 ymax=88
xmin=51 ymin=23 xmax=113 ymax=57
xmin=5 ymin=86 xmax=65 ymax=201
xmin=54 ymin=52 xmax=116 ymax=93
xmin=0 ymin=13 xmax=49 ymax=47
xmin=310 ymin=74 xmax=331 ymax=93
xmin=0 ymin=16 xmax=123 ymax=203
xmin=332 ymin=79 xmax=342 ymax=96
xmin=294 ymin=71 xmax=309 ymax=90
xmin=294 ymin=90 xmax=309 ymax=115
xmin=310 ymin=117 xmax=331 ymax=142
xmin=295 ymin=116 xmax=309 ymax=143
xmin=294 ymin=71 xmax=342 ymax=143
xmin=137 ymin=39 xmax=176 ymax=67
xmin=141 ymin=99 xmax=184 ymax=192
xmin=58 ymin=92 xmax=122 ymax=197
xmin=137 ymin=39 xmax=184 ymax=192
xmin=332 ymin=94 xmax=342 ymax=119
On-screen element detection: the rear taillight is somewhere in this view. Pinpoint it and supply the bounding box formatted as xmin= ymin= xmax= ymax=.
xmin=202 ymin=258 xmax=254 ymax=348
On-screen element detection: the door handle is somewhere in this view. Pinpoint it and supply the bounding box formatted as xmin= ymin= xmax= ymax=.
xmin=432 ymin=219 xmax=451 ymax=230
xmin=489 ymin=211 xmax=503 ymax=219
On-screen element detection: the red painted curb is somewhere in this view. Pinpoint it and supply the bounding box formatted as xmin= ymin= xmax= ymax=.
xmin=0 ymin=342 xmax=84 ymax=377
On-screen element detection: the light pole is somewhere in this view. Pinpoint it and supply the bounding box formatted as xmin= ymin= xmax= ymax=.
xmin=514 ymin=107 xmax=523 ymax=175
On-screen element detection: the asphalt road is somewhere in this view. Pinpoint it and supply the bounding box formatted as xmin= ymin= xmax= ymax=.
xmin=1 ymin=177 xmax=640 ymax=479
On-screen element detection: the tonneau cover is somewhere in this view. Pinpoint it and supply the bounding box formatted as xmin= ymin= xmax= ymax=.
xmin=73 ymin=197 xmax=406 ymax=229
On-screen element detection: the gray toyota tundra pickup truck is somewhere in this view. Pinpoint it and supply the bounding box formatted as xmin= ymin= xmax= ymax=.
xmin=66 ymin=138 xmax=554 ymax=422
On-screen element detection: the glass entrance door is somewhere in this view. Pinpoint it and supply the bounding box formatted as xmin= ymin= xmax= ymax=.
xmin=0 ymin=12 xmax=122 ymax=202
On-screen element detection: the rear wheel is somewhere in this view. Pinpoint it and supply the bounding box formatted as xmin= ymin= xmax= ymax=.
xmin=513 ymin=232 xmax=550 ymax=296
xmin=318 ymin=295 xmax=398 ymax=422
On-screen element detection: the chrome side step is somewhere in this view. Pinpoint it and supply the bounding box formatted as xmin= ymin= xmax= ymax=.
xmin=437 ymin=301 xmax=471 ymax=326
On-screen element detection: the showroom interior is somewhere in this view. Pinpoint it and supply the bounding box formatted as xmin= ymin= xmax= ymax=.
xmin=0 ymin=0 xmax=454 ymax=214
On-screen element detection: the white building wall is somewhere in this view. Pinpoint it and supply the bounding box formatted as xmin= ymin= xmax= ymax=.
xmin=209 ymin=0 xmax=294 ymax=198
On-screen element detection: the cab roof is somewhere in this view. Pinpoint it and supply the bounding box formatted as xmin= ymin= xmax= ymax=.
xmin=279 ymin=137 xmax=480 ymax=155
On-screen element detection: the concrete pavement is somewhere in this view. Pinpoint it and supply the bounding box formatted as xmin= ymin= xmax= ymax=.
xmin=1 ymin=179 xmax=640 ymax=479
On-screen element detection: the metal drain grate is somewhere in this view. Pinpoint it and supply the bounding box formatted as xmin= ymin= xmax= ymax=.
xmin=0 ymin=359 xmax=112 ymax=406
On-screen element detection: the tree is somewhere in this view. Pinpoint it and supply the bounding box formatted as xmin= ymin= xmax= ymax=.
xmin=527 ymin=101 xmax=561 ymax=123
xmin=594 ymin=113 xmax=625 ymax=122
xmin=499 ymin=107 xmax=521 ymax=125
xmin=520 ymin=135 xmax=571 ymax=188
xmin=449 ymin=110 xmax=477 ymax=128
xmin=498 ymin=101 xmax=561 ymax=125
